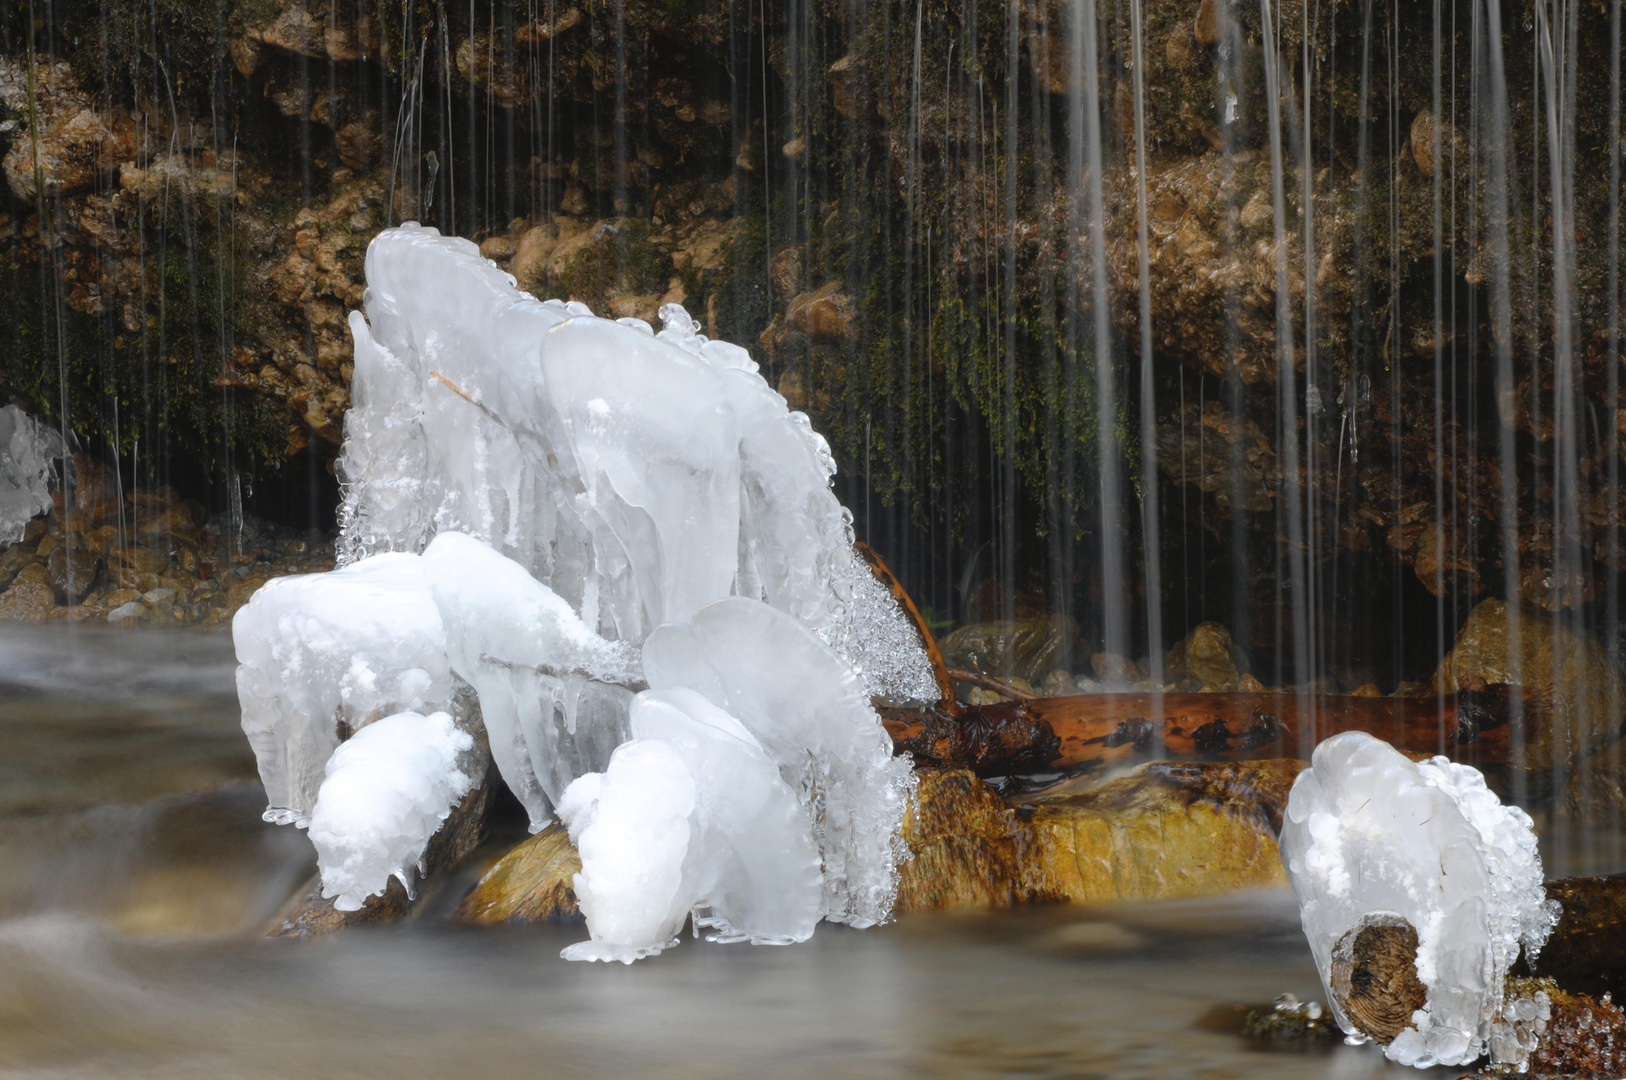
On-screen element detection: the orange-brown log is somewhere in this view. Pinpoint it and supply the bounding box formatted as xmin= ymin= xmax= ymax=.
xmin=884 ymin=685 xmax=1548 ymax=779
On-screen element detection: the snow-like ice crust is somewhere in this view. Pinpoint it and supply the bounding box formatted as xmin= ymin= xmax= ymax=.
xmin=558 ymin=687 xmax=822 ymax=963
xmin=421 ymin=530 xmax=639 ymax=831
xmin=1279 ymin=732 xmax=1560 ymax=1069
xmin=232 ymin=552 xmax=452 ymax=827
xmin=307 ymin=710 xmax=475 ymax=911
xmin=0 ymin=405 xmax=65 ymax=544
xmin=643 ymin=597 xmax=917 ymax=930
xmin=334 ymin=223 xmax=938 ymax=705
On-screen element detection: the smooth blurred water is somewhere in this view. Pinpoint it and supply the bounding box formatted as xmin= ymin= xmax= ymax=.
xmin=0 ymin=625 xmax=1448 ymax=1079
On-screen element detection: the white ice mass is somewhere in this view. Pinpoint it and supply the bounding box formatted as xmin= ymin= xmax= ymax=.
xmin=307 ymin=710 xmax=476 ymax=911
xmin=0 ymin=404 xmax=66 ymax=544
xmin=234 ymin=224 xmax=926 ymax=942
xmin=1278 ymin=732 xmax=1560 ymax=1068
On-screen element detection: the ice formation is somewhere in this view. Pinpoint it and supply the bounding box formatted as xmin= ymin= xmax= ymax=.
xmin=236 ymin=224 xmax=927 ymax=945
xmin=233 ymin=552 xmax=451 ymax=826
xmin=558 ymin=687 xmax=821 ymax=963
xmin=643 ymin=597 xmax=916 ymax=929
xmin=421 ymin=530 xmax=639 ymax=830
xmin=335 ymin=223 xmax=938 ymax=704
xmin=0 ymin=405 xmax=66 ymax=544
xmin=307 ymin=710 xmax=476 ymax=910
xmin=1279 ymin=732 xmax=1560 ymax=1069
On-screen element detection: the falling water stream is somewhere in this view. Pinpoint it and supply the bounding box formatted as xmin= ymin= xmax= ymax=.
xmin=2 ymin=0 xmax=1626 ymax=1070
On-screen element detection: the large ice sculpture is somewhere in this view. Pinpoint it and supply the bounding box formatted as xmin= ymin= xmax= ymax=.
xmin=421 ymin=531 xmax=639 ymax=830
xmin=233 ymin=553 xmax=452 ymax=826
xmin=307 ymin=710 xmax=476 ymax=910
xmin=0 ymin=405 xmax=65 ymax=544
xmin=335 ymin=224 xmax=938 ymax=704
xmin=558 ymin=687 xmax=822 ymax=963
xmin=644 ymin=597 xmax=915 ymax=929
xmin=1279 ymin=732 xmax=1560 ymax=1068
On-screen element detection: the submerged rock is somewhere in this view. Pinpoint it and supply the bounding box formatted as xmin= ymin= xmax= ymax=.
xmin=455 ymin=760 xmax=1297 ymax=924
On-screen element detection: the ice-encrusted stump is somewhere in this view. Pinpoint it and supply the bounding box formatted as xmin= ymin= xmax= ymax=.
xmin=0 ymin=404 xmax=65 ymax=544
xmin=307 ymin=710 xmax=477 ymax=911
xmin=557 ymin=688 xmax=821 ymax=963
xmin=1278 ymin=732 xmax=1560 ymax=1069
xmin=421 ymin=531 xmax=640 ymax=830
xmin=644 ymin=597 xmax=916 ymax=929
xmin=233 ymin=552 xmax=452 ymax=826
xmin=335 ymin=224 xmax=937 ymax=704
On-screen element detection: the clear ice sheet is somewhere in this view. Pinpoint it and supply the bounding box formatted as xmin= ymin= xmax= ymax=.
xmin=1278 ymin=732 xmax=1559 ymax=1068
xmin=0 ymin=405 xmax=65 ymax=544
xmin=333 ymin=224 xmax=937 ymax=703
xmin=558 ymin=687 xmax=822 ymax=963
xmin=306 ymin=710 xmax=475 ymax=911
xmin=232 ymin=552 xmax=452 ymax=826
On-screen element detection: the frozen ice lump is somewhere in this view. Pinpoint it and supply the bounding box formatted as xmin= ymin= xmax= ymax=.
xmin=1278 ymin=731 xmax=1560 ymax=1068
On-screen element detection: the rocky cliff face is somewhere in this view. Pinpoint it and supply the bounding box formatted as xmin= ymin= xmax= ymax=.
xmin=1 ymin=0 xmax=1620 ymax=679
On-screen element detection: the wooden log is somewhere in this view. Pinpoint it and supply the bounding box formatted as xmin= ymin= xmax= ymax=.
xmin=885 ymin=685 xmax=1552 ymax=781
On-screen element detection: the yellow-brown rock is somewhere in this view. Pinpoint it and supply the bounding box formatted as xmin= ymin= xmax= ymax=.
xmin=457 ymin=824 xmax=583 ymax=925
xmin=896 ymin=763 xmax=1293 ymax=910
xmin=1432 ymin=598 xmax=1626 ymax=771
xmin=1165 ymin=620 xmax=1248 ymax=692
xmin=455 ymin=761 xmax=1298 ymax=925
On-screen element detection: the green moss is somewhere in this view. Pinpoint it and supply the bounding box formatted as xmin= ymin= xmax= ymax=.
xmin=552 ymin=218 xmax=673 ymax=313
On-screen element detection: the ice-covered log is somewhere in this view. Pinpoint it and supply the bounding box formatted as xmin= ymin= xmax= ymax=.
xmin=306 ymin=710 xmax=477 ymax=911
xmin=233 ymin=552 xmax=452 ymax=826
xmin=1278 ymin=732 xmax=1560 ymax=1069
xmin=420 ymin=531 xmax=639 ymax=830
xmin=0 ymin=404 xmax=65 ymax=544
xmin=557 ymin=688 xmax=821 ymax=963
xmin=643 ymin=597 xmax=916 ymax=928
xmin=334 ymin=224 xmax=938 ymax=703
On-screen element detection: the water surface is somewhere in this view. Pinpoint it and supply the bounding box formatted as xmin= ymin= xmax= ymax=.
xmin=0 ymin=625 xmax=1471 ymax=1078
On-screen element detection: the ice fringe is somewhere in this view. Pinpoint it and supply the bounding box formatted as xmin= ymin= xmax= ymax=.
xmin=0 ymin=405 xmax=66 ymax=545
xmin=236 ymin=224 xmax=923 ymax=939
xmin=1278 ymin=732 xmax=1560 ymax=1069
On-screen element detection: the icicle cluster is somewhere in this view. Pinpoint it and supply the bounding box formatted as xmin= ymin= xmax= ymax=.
xmin=0 ymin=405 xmax=66 ymax=544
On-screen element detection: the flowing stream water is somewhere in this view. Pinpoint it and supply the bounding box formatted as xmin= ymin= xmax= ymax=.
xmin=0 ymin=622 xmax=1457 ymax=1080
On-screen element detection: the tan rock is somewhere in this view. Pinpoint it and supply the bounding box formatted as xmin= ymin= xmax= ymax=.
xmin=1432 ymin=598 xmax=1626 ymax=771
xmin=1091 ymin=651 xmax=1147 ymax=686
xmin=1193 ymin=0 xmax=1221 ymax=46
xmin=0 ymin=576 xmax=57 ymax=621
xmin=1165 ymin=621 xmax=1248 ymax=692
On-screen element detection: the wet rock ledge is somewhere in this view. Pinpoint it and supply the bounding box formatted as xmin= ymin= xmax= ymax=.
xmin=0 ymin=453 xmax=334 ymax=627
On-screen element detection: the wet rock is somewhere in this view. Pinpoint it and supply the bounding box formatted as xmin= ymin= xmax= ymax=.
xmin=0 ymin=564 xmax=56 ymax=621
xmin=1431 ymin=599 xmax=1626 ymax=771
xmin=1165 ymin=621 xmax=1248 ymax=692
xmin=457 ymin=824 xmax=583 ymax=925
xmin=942 ymin=615 xmax=1080 ymax=685
xmin=0 ymin=543 xmax=39 ymax=589
xmin=782 ymin=282 xmax=857 ymax=342
xmin=454 ymin=760 xmax=1299 ymax=925
xmin=1042 ymin=668 xmax=1076 ymax=697
xmin=1090 ymin=651 xmax=1146 ymax=686
xmin=0 ymin=59 xmax=144 ymax=201
xmin=45 ymin=543 xmax=99 ymax=603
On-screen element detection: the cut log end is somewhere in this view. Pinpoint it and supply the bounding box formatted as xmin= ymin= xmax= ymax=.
xmin=1330 ymin=917 xmax=1429 ymax=1044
